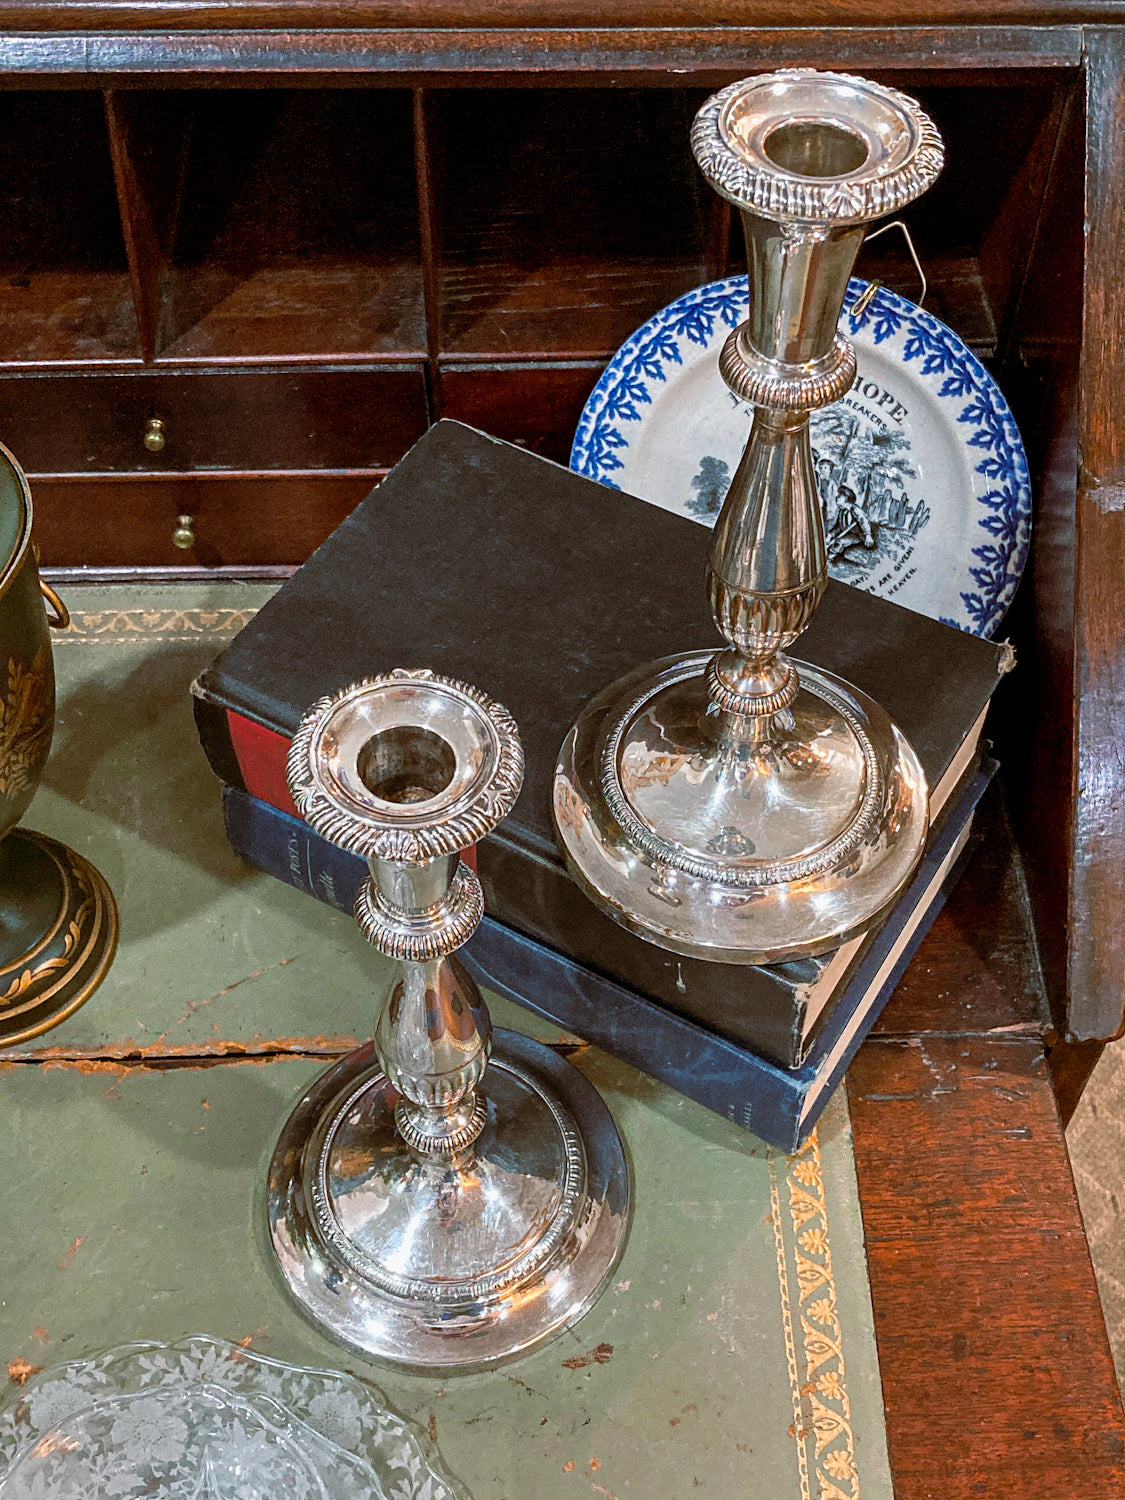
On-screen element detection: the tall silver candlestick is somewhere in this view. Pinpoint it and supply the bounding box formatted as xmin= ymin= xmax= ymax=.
xmin=268 ymin=668 xmax=629 ymax=1369
xmin=555 ymin=70 xmax=943 ymax=964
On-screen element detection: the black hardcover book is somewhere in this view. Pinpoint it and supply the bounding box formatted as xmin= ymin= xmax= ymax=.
xmin=192 ymin=420 xmax=1010 ymax=1066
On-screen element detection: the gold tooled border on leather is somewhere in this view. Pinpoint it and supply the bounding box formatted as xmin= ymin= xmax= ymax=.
xmin=53 ymin=608 xmax=260 ymax=644
xmin=770 ymin=1126 xmax=860 ymax=1500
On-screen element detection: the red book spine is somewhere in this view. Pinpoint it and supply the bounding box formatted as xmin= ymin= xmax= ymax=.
xmin=226 ymin=710 xmax=297 ymax=817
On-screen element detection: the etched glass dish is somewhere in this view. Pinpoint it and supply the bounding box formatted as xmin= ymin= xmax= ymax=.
xmin=0 ymin=1335 xmax=463 ymax=1500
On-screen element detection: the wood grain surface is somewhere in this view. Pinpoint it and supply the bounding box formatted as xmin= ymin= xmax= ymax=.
xmin=1068 ymin=28 xmax=1125 ymax=1040
xmin=859 ymin=790 xmax=1125 ymax=1495
xmin=0 ymin=368 xmax=426 ymax=474
xmin=850 ymin=1035 xmax=1125 ymax=1499
xmin=29 ymin=471 xmax=378 ymax=567
xmin=0 ymin=27 xmax=1086 ymax=81
xmin=0 ymin=2 xmax=1104 ymax=36
xmin=105 ymin=90 xmax=192 ymax=364
xmin=873 ymin=788 xmax=1048 ymax=1041
xmin=438 ymin=364 xmax=604 ymax=465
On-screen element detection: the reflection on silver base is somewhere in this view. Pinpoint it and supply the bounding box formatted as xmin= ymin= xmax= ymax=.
xmin=554 ymin=650 xmax=928 ymax=965
xmin=268 ymin=1028 xmax=630 ymax=1371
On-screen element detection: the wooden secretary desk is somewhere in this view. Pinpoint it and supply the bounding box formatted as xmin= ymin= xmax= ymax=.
xmin=1 ymin=6 xmax=1125 ymax=1495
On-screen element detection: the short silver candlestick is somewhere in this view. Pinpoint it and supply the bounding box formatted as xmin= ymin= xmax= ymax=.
xmin=268 ymin=669 xmax=630 ymax=1370
xmin=555 ymin=70 xmax=943 ymax=964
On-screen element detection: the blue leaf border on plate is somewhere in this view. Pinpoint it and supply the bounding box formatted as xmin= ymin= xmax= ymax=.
xmin=570 ymin=276 xmax=1032 ymax=639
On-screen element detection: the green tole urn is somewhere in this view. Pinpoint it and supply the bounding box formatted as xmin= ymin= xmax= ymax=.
xmin=0 ymin=442 xmax=117 ymax=1044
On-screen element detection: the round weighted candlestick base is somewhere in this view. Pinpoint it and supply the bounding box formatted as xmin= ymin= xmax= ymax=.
xmin=267 ymin=669 xmax=629 ymax=1370
xmin=555 ymin=650 xmax=927 ymax=965
xmin=268 ymin=1026 xmax=628 ymax=1371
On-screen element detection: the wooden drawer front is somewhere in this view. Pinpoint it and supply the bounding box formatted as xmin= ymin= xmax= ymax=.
xmin=30 ymin=474 xmax=378 ymax=569
xmin=438 ymin=364 xmax=603 ymax=467
xmin=0 ymin=368 xmax=427 ymax=476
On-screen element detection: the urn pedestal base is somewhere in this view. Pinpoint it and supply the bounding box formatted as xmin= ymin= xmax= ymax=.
xmin=0 ymin=827 xmax=119 ymax=1045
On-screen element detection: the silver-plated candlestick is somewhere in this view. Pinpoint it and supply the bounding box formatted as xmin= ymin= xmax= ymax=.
xmin=555 ymin=70 xmax=943 ymax=964
xmin=268 ymin=668 xmax=630 ymax=1370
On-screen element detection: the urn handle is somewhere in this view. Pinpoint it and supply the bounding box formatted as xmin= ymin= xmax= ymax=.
xmin=39 ymin=579 xmax=69 ymax=630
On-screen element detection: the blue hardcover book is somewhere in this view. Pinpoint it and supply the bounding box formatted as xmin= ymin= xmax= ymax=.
xmin=222 ymin=762 xmax=994 ymax=1151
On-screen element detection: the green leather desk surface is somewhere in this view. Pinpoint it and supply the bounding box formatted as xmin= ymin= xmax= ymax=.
xmin=0 ymin=585 xmax=892 ymax=1499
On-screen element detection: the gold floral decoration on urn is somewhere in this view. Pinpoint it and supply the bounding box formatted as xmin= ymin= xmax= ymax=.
xmin=0 ymin=643 xmax=51 ymax=803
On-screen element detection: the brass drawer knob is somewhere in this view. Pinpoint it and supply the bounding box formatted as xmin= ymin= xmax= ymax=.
xmin=172 ymin=514 xmax=196 ymax=551
xmin=143 ymin=417 xmax=166 ymax=454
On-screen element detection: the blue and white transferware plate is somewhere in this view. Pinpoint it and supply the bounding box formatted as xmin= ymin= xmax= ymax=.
xmin=571 ymin=276 xmax=1031 ymax=637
